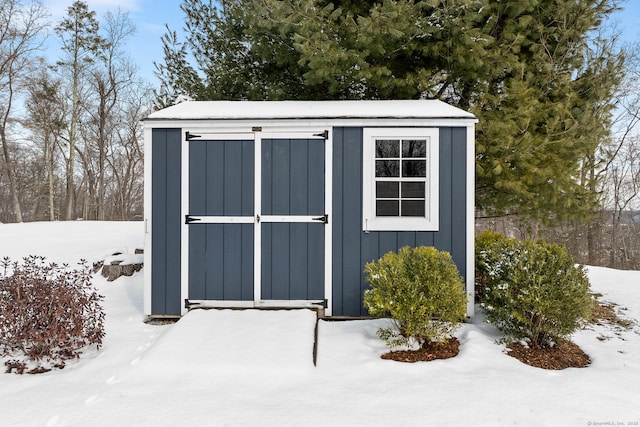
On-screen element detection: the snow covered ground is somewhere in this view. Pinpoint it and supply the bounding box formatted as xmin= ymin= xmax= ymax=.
xmin=0 ymin=221 xmax=639 ymax=427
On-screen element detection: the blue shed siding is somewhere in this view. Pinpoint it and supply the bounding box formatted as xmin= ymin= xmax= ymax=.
xmin=149 ymin=125 xmax=469 ymax=317
xmin=151 ymin=128 xmax=182 ymax=315
xmin=450 ymin=127 xmax=469 ymax=274
xmin=331 ymin=127 xmax=468 ymax=316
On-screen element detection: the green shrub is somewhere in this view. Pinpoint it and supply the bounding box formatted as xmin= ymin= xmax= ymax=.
xmin=363 ymin=246 xmax=467 ymax=348
xmin=0 ymin=256 xmax=105 ymax=374
xmin=475 ymin=230 xmax=519 ymax=300
xmin=475 ymin=231 xmax=593 ymax=349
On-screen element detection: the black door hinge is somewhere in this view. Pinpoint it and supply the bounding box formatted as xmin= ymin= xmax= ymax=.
xmin=185 ymin=215 xmax=201 ymax=224
xmin=185 ymin=131 xmax=201 ymax=140
xmin=313 ymin=130 xmax=329 ymax=139
xmin=312 ymin=214 xmax=329 ymax=224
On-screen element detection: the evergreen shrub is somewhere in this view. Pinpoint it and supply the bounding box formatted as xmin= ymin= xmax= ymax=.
xmin=474 ymin=231 xmax=518 ymax=299
xmin=475 ymin=231 xmax=593 ymax=349
xmin=363 ymin=246 xmax=467 ymax=348
xmin=0 ymin=256 xmax=105 ymax=374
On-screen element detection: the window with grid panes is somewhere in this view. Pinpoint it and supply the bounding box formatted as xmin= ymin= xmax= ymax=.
xmin=362 ymin=128 xmax=439 ymax=231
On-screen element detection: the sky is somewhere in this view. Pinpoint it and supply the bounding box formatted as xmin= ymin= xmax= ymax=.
xmin=42 ymin=0 xmax=184 ymax=86
xmin=40 ymin=0 xmax=640 ymax=89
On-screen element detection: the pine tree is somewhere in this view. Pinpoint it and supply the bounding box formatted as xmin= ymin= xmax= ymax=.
xmin=469 ymin=0 xmax=623 ymax=222
xmin=55 ymin=0 xmax=107 ymax=220
xmin=156 ymin=0 xmax=625 ymax=223
xmin=154 ymin=0 xmax=335 ymax=102
xmin=25 ymin=65 xmax=66 ymax=221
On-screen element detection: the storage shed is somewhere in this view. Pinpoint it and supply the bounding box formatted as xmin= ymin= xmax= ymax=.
xmin=143 ymin=100 xmax=477 ymax=317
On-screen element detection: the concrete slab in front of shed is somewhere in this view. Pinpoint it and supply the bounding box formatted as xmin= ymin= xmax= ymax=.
xmin=140 ymin=309 xmax=318 ymax=374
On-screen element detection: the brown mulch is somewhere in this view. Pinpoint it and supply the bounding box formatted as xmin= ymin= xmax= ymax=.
xmin=506 ymin=340 xmax=591 ymax=370
xmin=381 ymin=336 xmax=590 ymax=368
xmin=381 ymin=337 xmax=460 ymax=363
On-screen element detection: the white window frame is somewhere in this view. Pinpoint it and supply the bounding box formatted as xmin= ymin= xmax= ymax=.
xmin=362 ymin=127 xmax=439 ymax=232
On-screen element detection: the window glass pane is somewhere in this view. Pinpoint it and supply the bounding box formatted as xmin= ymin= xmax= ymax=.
xmin=401 ymin=182 xmax=425 ymax=198
xmin=402 ymin=160 xmax=426 ymax=177
xmin=376 ymin=160 xmax=399 ymax=177
xmin=402 ymin=140 xmax=426 ymax=158
xmin=376 ymin=140 xmax=399 ymax=158
xmin=401 ymin=200 xmax=425 ymax=217
xmin=376 ymin=181 xmax=399 ymax=198
xmin=377 ymin=200 xmax=399 ymax=216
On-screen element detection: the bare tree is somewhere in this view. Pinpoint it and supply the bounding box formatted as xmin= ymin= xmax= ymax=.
xmin=588 ymin=40 xmax=640 ymax=268
xmin=78 ymin=9 xmax=137 ymax=220
xmin=106 ymin=83 xmax=151 ymax=220
xmin=601 ymin=136 xmax=640 ymax=268
xmin=0 ymin=0 xmax=48 ymax=222
xmin=0 ymin=1 xmax=150 ymax=223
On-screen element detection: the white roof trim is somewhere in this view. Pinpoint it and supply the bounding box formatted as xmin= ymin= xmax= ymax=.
xmin=145 ymin=100 xmax=476 ymax=121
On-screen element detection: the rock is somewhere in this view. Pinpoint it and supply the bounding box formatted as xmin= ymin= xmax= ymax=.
xmin=101 ymin=261 xmax=143 ymax=281
xmin=97 ymin=250 xmax=144 ymax=281
xmin=92 ymin=260 xmax=104 ymax=273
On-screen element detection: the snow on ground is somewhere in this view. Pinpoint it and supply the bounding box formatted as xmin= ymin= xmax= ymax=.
xmin=1 ymin=221 xmax=639 ymax=427
xmin=0 ymin=221 xmax=143 ymax=264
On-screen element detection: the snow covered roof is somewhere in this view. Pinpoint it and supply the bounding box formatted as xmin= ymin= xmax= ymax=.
xmin=145 ymin=100 xmax=476 ymax=121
